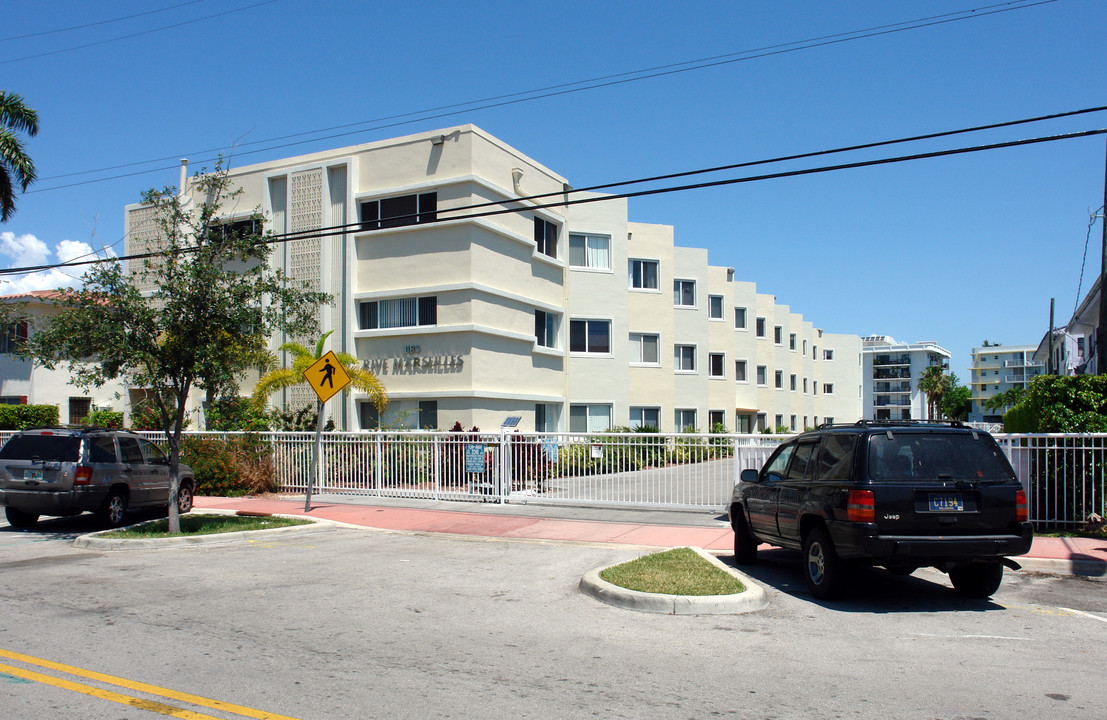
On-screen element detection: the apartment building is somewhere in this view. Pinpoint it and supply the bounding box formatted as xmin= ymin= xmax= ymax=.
xmin=968 ymin=344 xmax=1044 ymax=422
xmin=123 ymin=125 xmax=861 ymax=432
xmin=860 ymin=336 xmax=951 ymax=421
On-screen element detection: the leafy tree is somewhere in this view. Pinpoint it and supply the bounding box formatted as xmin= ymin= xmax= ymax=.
xmin=0 ymin=90 xmax=39 ymax=222
xmin=940 ymin=373 xmax=971 ymax=421
xmin=26 ymin=163 xmax=328 ymax=533
xmin=1003 ymin=375 xmax=1107 ymax=432
xmin=917 ymin=365 xmax=949 ymax=420
xmin=984 ymin=387 xmax=1025 ymax=413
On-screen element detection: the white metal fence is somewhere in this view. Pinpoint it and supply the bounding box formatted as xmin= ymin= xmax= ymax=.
xmin=2 ymin=429 xmax=1103 ymax=526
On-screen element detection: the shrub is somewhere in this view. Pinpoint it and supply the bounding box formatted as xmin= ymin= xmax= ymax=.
xmin=86 ymin=410 xmax=123 ymax=428
xmin=0 ymin=404 xmax=59 ymax=430
xmin=206 ymin=397 xmax=271 ymax=431
xmin=180 ymin=434 xmax=275 ymax=497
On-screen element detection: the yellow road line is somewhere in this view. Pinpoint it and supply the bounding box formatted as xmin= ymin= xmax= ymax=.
xmin=0 ymin=648 xmax=302 ymax=720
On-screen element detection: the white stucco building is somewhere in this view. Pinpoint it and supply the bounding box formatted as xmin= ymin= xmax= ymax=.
xmin=120 ymin=124 xmax=863 ymax=432
xmin=968 ymin=344 xmax=1045 ymax=423
xmin=860 ymin=336 xmax=951 ymax=421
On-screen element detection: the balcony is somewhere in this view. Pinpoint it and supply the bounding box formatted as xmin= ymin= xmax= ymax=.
xmin=873 ymin=354 xmax=911 ymax=367
xmin=873 ymin=381 xmax=911 ymax=393
xmin=874 ymin=368 xmax=911 ymax=379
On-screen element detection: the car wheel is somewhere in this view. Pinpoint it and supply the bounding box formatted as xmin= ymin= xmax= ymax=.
xmin=177 ymin=482 xmax=194 ymax=514
xmin=948 ymin=563 xmax=1003 ymax=598
xmin=97 ymin=490 xmax=128 ymax=528
xmin=5 ymin=506 xmax=39 ymax=529
xmin=803 ymin=526 xmax=849 ymax=600
xmin=731 ymin=509 xmax=757 ymax=564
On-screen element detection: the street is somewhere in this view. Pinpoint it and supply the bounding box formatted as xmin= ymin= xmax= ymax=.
xmin=1 ymin=515 xmax=1105 ymax=719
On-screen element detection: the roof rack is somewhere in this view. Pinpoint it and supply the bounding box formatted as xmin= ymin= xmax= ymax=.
xmin=816 ymin=419 xmax=966 ymax=430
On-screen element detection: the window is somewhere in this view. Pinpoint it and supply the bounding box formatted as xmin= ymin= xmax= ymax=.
xmin=735 ymin=360 xmax=747 ymax=382
xmin=534 ymin=217 xmax=558 ymax=258
xmin=709 ymin=353 xmax=724 ymax=378
xmin=535 ymin=310 xmax=560 ymax=349
xmin=756 ymin=317 xmax=766 ymax=337
xmin=803 ymin=377 xmax=808 ymax=393
xmin=419 ymin=401 xmax=438 ymax=430
xmin=817 ymin=434 xmax=856 ymax=480
xmin=212 ymin=218 xmax=260 ymax=241
xmin=775 ymin=370 xmax=783 ymax=389
xmin=708 ymin=410 xmax=725 ymax=430
xmin=775 ymin=414 xmax=784 ymax=430
xmin=774 ymin=326 xmax=783 ymax=345
xmin=569 ymin=233 xmax=610 ymax=269
xmin=823 ymin=383 xmax=834 ymax=394
xmin=359 ymin=402 xmax=380 ymax=430
xmin=630 ymin=406 xmax=660 ymax=430
xmin=824 ymin=416 xmax=834 ymax=425
xmin=570 ymin=404 xmax=611 ymax=432
xmin=790 ymin=374 xmax=797 ymax=391
xmin=803 ymin=339 xmax=808 ymax=354
xmin=673 ymin=280 xmax=696 ymax=307
xmin=734 ymin=307 xmax=747 ymax=329
xmin=708 ymin=295 xmax=724 ymax=319
xmin=535 ymin=404 xmax=559 ymax=432
xmin=68 ymin=397 xmax=91 ymax=425
xmin=756 ymin=413 xmax=767 ymax=432
xmin=630 ymin=333 xmax=660 ymax=364
xmin=360 ymin=192 xmax=437 ymax=230
xmin=789 ymin=333 xmax=797 ymax=351
xmin=569 ymin=319 xmax=610 ymax=354
xmin=813 ymin=345 xmax=818 ymax=360
xmin=675 ymin=344 xmax=696 ymax=372
xmin=0 ymin=321 xmax=28 ymax=354
xmin=790 ymin=415 xmax=797 ymax=432
xmin=756 ymin=365 xmax=767 ymax=386
xmin=813 ymin=382 xmax=818 ymax=396
xmin=629 ymin=259 xmax=659 ymax=289
xmin=358 ymin=296 xmax=437 ymax=329
xmin=675 ymin=409 xmax=697 ymax=432
xmin=824 ymin=349 xmax=834 ymax=361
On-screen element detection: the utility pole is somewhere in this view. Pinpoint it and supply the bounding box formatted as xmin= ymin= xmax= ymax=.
xmin=1099 ymin=141 xmax=1107 ymax=374
xmin=1048 ymin=298 xmax=1055 ymax=376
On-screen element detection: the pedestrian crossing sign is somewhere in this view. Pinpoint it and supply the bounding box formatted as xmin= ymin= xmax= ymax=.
xmin=305 ymin=350 xmax=351 ymax=404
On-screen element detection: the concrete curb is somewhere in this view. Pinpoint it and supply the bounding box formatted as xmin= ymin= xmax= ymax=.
xmin=579 ymin=546 xmax=769 ymax=614
xmin=73 ymin=511 xmax=336 ymax=550
xmin=1016 ymin=556 xmax=1107 ymax=580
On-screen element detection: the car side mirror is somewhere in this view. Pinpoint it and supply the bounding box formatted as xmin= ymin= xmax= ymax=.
xmin=740 ymin=468 xmax=760 ymax=484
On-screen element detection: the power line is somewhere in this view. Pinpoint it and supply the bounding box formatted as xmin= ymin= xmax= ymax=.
xmin=0 ymin=1 xmax=212 ymax=42
xmin=4 ymin=123 xmax=1103 ymax=280
xmin=28 ymin=0 xmax=1055 ymax=191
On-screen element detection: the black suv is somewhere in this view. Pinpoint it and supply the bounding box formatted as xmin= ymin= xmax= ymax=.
xmin=729 ymin=421 xmax=1033 ymax=599
xmin=0 ymin=427 xmax=194 ymax=529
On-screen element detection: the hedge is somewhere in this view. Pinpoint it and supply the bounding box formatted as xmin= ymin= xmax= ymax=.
xmin=0 ymin=404 xmax=59 ymax=430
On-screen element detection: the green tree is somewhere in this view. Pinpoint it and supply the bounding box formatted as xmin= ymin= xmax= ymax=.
xmin=917 ymin=365 xmax=949 ymax=420
xmin=0 ymin=91 xmax=39 ymax=222
xmin=1003 ymin=375 xmax=1107 ymax=432
xmin=26 ymin=163 xmax=328 ymax=533
xmin=984 ymin=386 xmax=1025 ymax=414
xmin=941 ymin=373 xmax=971 ymax=421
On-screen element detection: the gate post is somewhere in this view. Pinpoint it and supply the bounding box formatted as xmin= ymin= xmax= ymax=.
xmin=499 ymin=429 xmax=512 ymax=503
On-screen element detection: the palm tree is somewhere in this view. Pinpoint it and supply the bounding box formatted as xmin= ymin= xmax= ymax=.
xmin=917 ymin=365 xmax=949 ymax=420
xmin=0 ymin=91 xmax=39 ymax=222
xmin=252 ymin=330 xmax=387 ymax=415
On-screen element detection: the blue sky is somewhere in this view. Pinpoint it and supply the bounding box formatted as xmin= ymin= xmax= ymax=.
xmin=2 ymin=0 xmax=1105 ymax=380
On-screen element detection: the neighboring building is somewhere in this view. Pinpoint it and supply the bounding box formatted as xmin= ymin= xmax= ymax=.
xmin=0 ymin=291 xmax=128 ymax=423
xmin=1033 ymin=274 xmax=1100 ymax=377
xmin=119 ymin=124 xmax=864 ymax=432
xmin=968 ymin=344 xmax=1045 ymax=423
xmin=860 ymin=336 xmax=950 ymax=421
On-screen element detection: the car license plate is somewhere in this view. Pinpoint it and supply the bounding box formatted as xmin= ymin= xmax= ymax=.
xmin=929 ymin=493 xmax=963 ymax=512
xmin=24 ymin=468 xmax=43 ymax=482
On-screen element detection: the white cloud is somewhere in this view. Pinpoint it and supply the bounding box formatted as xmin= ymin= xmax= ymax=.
xmin=0 ymin=231 xmax=50 ymax=267
xmin=0 ymin=231 xmax=105 ymax=296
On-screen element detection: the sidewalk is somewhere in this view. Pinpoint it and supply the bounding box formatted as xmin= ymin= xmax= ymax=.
xmin=193 ymin=494 xmax=1107 ymax=579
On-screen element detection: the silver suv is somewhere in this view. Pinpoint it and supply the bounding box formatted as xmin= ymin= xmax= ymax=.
xmin=0 ymin=427 xmax=195 ymax=529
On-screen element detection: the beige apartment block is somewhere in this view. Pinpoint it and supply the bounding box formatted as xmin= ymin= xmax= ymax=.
xmin=122 ymin=125 xmax=862 ymax=432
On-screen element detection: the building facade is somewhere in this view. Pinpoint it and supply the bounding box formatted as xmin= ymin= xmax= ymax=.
xmin=123 ymin=125 xmax=862 ymax=432
xmin=968 ymin=344 xmax=1044 ymax=422
xmin=860 ymin=336 xmax=950 ymax=421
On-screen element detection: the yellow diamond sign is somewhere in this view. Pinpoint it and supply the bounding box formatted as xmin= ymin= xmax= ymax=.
xmin=305 ymin=351 xmax=351 ymax=404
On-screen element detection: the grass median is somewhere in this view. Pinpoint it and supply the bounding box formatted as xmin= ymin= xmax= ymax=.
xmin=599 ymin=547 xmax=745 ymax=596
xmin=101 ymin=513 xmax=313 ymax=539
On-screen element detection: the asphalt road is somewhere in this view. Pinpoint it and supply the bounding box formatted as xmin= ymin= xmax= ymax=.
xmin=1 ymin=515 xmax=1105 ymax=720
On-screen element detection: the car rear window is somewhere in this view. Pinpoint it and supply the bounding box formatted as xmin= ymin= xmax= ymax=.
xmin=0 ymin=434 xmax=81 ymax=462
xmin=868 ymin=432 xmax=1016 ymax=482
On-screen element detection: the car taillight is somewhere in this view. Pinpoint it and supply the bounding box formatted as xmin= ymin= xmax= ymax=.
xmin=847 ymin=489 xmax=875 ymax=523
xmin=1015 ymin=489 xmax=1028 ymax=523
xmin=74 ymin=466 xmax=92 ymax=485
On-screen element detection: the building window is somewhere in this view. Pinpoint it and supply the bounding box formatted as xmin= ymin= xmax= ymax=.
xmin=675 ymin=408 xmax=697 ymax=432
xmin=813 ymin=345 xmax=818 ymax=360
xmin=535 ymin=310 xmax=560 ymax=349
xmin=775 ymin=370 xmax=783 ymax=389
xmin=629 ymin=259 xmax=659 ymax=289
xmin=823 ymin=383 xmax=834 ymax=394
xmin=570 ymin=404 xmax=611 ymax=433
xmin=358 ymin=296 xmax=437 ymax=330
xmin=360 ymin=192 xmax=437 ymax=230
xmin=0 ymin=320 xmax=28 ymax=354
xmin=774 ymin=326 xmax=783 ymax=345
xmin=803 ymin=377 xmax=808 ymax=393
xmin=534 ymin=217 xmax=558 ymax=258
xmin=803 ymin=339 xmax=808 ymax=354
xmin=775 ymin=414 xmax=784 ymax=430
xmin=709 ymin=353 xmax=724 ymax=378
xmin=359 ymin=402 xmax=380 ymax=430
xmin=790 ymin=374 xmax=797 ymax=391
xmin=630 ymin=333 xmax=660 ymax=364
xmin=708 ymin=295 xmax=724 ymax=319
xmin=419 ymin=401 xmax=438 ymax=430
xmin=756 ymin=365 xmax=767 ymax=386
xmin=756 ymin=317 xmax=766 ymax=338
xmin=569 ymin=319 xmax=611 ymax=354
xmin=814 ymin=382 xmax=818 ymax=396
xmin=708 ymin=410 xmax=725 ymax=430
xmin=212 ymin=218 xmax=261 ymax=241
xmin=824 ymin=349 xmax=834 ymax=361
xmin=630 ymin=406 xmax=660 ymax=430
xmin=756 ymin=413 xmax=767 ymax=431
xmin=789 ymin=333 xmax=797 ymax=351
xmin=673 ymin=280 xmax=696 ymax=307
xmin=569 ymin=233 xmax=611 ymax=269
xmin=69 ymin=397 xmax=92 ymax=425
xmin=825 ymin=416 xmax=834 ymax=425
xmin=675 ymin=344 xmax=696 ymax=372
xmin=790 ymin=415 xmax=797 ymax=432
xmin=734 ymin=307 xmax=747 ymax=329
xmin=735 ymin=360 xmax=747 ymax=382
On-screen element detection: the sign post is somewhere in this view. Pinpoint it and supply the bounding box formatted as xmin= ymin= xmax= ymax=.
xmin=304 ymin=351 xmax=351 ymax=511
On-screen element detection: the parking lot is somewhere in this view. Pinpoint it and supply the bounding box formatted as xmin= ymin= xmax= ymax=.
xmin=1 ymin=515 xmax=1105 ymax=719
